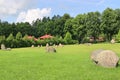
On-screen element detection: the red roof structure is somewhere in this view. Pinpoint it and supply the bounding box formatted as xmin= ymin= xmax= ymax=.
xmin=40 ymin=34 xmax=53 ymax=39
xmin=28 ymin=36 xmax=38 ymax=41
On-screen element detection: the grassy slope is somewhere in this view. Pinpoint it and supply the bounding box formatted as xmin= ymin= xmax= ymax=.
xmin=0 ymin=43 xmax=120 ymax=80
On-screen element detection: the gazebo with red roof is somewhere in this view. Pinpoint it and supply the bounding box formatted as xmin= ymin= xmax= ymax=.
xmin=40 ymin=34 xmax=53 ymax=39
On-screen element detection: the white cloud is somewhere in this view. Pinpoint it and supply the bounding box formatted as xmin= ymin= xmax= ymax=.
xmin=16 ymin=8 xmax=51 ymax=24
xmin=0 ymin=0 xmax=35 ymax=18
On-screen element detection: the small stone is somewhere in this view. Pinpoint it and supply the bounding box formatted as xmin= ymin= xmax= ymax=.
xmin=1 ymin=44 xmax=6 ymax=50
xmin=46 ymin=47 xmax=56 ymax=53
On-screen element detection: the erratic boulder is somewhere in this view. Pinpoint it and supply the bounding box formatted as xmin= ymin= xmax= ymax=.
xmin=91 ymin=49 xmax=119 ymax=68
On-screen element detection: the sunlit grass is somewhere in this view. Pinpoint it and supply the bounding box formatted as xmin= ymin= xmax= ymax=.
xmin=0 ymin=43 xmax=120 ymax=80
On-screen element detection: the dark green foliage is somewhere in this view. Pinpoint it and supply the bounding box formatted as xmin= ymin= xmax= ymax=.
xmin=64 ymin=19 xmax=74 ymax=36
xmin=86 ymin=12 xmax=101 ymax=42
xmin=101 ymin=8 xmax=120 ymax=41
xmin=0 ymin=8 xmax=120 ymax=47
xmin=72 ymin=14 xmax=87 ymax=43
xmin=6 ymin=33 xmax=14 ymax=41
xmin=5 ymin=33 xmax=14 ymax=48
xmin=0 ymin=35 xmax=5 ymax=44
xmin=115 ymin=30 xmax=120 ymax=42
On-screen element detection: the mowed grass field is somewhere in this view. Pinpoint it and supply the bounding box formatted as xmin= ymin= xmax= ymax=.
xmin=0 ymin=43 xmax=120 ymax=80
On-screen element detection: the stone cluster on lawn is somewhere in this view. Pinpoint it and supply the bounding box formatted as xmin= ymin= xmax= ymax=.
xmin=1 ymin=44 xmax=11 ymax=51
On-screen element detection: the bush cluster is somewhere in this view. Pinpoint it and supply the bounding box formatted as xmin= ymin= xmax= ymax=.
xmin=0 ymin=32 xmax=78 ymax=48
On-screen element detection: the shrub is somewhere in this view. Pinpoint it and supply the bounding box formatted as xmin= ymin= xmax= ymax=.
xmin=0 ymin=35 xmax=6 ymax=44
xmin=64 ymin=32 xmax=73 ymax=44
xmin=116 ymin=31 xmax=120 ymax=43
xmin=16 ymin=32 xmax=22 ymax=40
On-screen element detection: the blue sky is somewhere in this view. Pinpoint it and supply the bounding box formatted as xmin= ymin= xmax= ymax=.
xmin=0 ymin=0 xmax=120 ymax=23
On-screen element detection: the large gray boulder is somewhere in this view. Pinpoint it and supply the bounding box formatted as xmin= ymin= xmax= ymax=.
xmin=97 ymin=50 xmax=119 ymax=68
xmin=91 ymin=50 xmax=119 ymax=68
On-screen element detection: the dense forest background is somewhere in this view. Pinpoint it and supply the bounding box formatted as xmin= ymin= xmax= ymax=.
xmin=0 ymin=8 xmax=120 ymax=48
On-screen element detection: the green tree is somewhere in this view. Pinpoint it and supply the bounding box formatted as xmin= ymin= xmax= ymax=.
xmin=53 ymin=14 xmax=71 ymax=37
xmin=86 ymin=11 xmax=101 ymax=42
xmin=22 ymin=34 xmax=31 ymax=47
xmin=115 ymin=9 xmax=120 ymax=31
xmin=101 ymin=8 xmax=119 ymax=41
xmin=52 ymin=15 xmax=61 ymax=21
xmin=16 ymin=32 xmax=22 ymax=40
xmin=116 ymin=30 xmax=120 ymax=42
xmin=44 ymin=20 xmax=55 ymax=35
xmin=0 ymin=21 xmax=11 ymax=37
xmin=64 ymin=19 xmax=73 ymax=35
xmin=23 ymin=34 xmax=28 ymax=40
xmin=6 ymin=33 xmax=14 ymax=47
xmin=0 ymin=35 xmax=5 ymax=44
xmin=6 ymin=33 xmax=14 ymax=41
xmin=62 ymin=13 xmax=71 ymax=21
xmin=72 ymin=14 xmax=87 ymax=43
xmin=16 ymin=22 xmax=32 ymax=36
xmin=64 ymin=32 xmax=73 ymax=44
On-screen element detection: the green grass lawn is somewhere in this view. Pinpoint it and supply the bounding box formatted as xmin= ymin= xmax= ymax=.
xmin=0 ymin=43 xmax=120 ymax=80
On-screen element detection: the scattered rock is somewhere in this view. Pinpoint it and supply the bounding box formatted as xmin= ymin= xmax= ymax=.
xmin=38 ymin=45 xmax=40 ymax=48
xmin=46 ymin=47 xmax=56 ymax=53
xmin=46 ymin=43 xmax=49 ymax=47
xmin=1 ymin=44 xmax=11 ymax=51
xmin=6 ymin=48 xmax=11 ymax=51
xmin=59 ymin=43 xmax=64 ymax=47
xmin=1 ymin=44 xmax=6 ymax=50
xmin=31 ymin=45 xmax=34 ymax=48
xmin=91 ymin=49 xmax=119 ymax=68
xmin=40 ymin=45 xmax=42 ymax=47
xmin=85 ymin=43 xmax=92 ymax=46
xmin=111 ymin=39 xmax=115 ymax=44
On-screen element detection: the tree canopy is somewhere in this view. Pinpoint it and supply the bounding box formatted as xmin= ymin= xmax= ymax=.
xmin=0 ymin=8 xmax=120 ymax=48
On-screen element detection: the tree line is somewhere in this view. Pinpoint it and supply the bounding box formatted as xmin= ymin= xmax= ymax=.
xmin=0 ymin=8 xmax=120 ymax=48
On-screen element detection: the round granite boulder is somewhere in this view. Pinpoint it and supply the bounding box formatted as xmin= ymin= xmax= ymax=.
xmin=96 ymin=50 xmax=119 ymax=68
